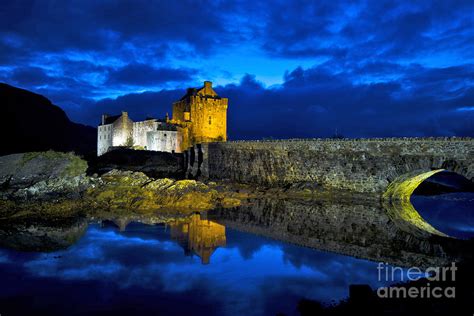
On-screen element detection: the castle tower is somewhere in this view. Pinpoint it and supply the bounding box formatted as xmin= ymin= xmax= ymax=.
xmin=171 ymin=81 xmax=228 ymax=150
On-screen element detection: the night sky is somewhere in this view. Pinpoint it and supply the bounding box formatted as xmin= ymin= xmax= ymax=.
xmin=1 ymin=0 xmax=473 ymax=139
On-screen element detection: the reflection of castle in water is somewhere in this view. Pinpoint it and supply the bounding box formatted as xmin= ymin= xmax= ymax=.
xmin=169 ymin=214 xmax=226 ymax=264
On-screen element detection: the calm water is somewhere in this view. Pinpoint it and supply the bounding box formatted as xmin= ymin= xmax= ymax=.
xmin=412 ymin=192 xmax=474 ymax=239
xmin=0 ymin=194 xmax=472 ymax=316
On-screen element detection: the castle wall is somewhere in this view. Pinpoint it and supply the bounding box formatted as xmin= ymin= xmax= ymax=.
xmin=190 ymin=96 xmax=227 ymax=143
xmin=189 ymin=138 xmax=474 ymax=193
xmin=97 ymin=124 xmax=113 ymax=156
xmin=133 ymin=120 xmax=158 ymax=149
xmin=112 ymin=113 xmax=133 ymax=147
xmin=177 ymin=125 xmax=192 ymax=152
xmin=97 ymin=113 xmax=133 ymax=156
xmin=172 ymin=100 xmax=189 ymax=122
xmin=147 ymin=130 xmax=180 ymax=153
xmin=98 ymin=115 xmax=181 ymax=156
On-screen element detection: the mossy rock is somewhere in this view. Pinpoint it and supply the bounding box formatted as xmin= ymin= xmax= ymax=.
xmin=20 ymin=150 xmax=87 ymax=177
xmin=86 ymin=170 xmax=242 ymax=212
xmin=0 ymin=151 xmax=89 ymax=201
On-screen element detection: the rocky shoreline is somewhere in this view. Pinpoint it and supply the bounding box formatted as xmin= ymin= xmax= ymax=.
xmin=0 ymin=151 xmax=384 ymax=221
xmin=0 ymin=151 xmax=472 ymax=267
xmin=0 ymin=151 xmax=250 ymax=221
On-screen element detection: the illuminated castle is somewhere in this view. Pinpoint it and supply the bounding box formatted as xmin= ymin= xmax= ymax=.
xmin=97 ymin=81 xmax=228 ymax=156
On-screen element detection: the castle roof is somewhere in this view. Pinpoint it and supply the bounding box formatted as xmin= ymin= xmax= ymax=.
xmin=157 ymin=121 xmax=178 ymax=131
xmin=179 ymin=81 xmax=221 ymax=101
xmin=102 ymin=114 xmax=121 ymax=125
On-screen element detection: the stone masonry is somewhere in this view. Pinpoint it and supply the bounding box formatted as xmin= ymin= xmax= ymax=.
xmin=186 ymin=137 xmax=474 ymax=194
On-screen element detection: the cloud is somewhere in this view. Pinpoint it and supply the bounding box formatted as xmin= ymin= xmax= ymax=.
xmin=80 ymin=89 xmax=182 ymax=125
xmin=0 ymin=0 xmax=238 ymax=63
xmin=10 ymin=66 xmax=53 ymax=86
xmin=258 ymin=0 xmax=474 ymax=63
xmin=0 ymin=0 xmax=472 ymax=138
xmin=71 ymin=62 xmax=473 ymax=138
xmin=106 ymin=64 xmax=196 ymax=86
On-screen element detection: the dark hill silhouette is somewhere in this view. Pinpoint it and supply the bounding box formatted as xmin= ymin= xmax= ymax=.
xmin=0 ymin=83 xmax=96 ymax=157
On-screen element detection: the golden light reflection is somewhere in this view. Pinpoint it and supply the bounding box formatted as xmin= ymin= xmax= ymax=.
xmin=169 ymin=213 xmax=226 ymax=264
xmin=382 ymin=169 xmax=448 ymax=237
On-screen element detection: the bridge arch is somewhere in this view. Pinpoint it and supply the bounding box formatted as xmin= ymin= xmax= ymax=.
xmin=382 ymin=169 xmax=447 ymax=237
xmin=383 ymin=169 xmax=446 ymax=201
xmin=382 ymin=161 xmax=474 ymax=238
xmin=382 ymin=156 xmax=474 ymax=200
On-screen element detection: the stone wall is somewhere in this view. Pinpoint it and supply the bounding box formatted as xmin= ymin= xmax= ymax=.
xmin=147 ymin=130 xmax=180 ymax=153
xmin=97 ymin=123 xmax=113 ymax=156
xmin=189 ymin=96 xmax=227 ymax=143
xmin=112 ymin=113 xmax=133 ymax=147
xmin=133 ymin=120 xmax=157 ymax=148
xmin=188 ymin=137 xmax=474 ymax=194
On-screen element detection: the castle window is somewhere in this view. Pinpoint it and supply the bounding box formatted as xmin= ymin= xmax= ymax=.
xmin=209 ymin=116 xmax=212 ymax=125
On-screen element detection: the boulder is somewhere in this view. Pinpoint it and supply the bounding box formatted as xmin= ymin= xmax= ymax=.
xmin=0 ymin=151 xmax=90 ymax=201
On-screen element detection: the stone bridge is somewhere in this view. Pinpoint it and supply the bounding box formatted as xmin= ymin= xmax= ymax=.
xmin=185 ymin=137 xmax=473 ymax=198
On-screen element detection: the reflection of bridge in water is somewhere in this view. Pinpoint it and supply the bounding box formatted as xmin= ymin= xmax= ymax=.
xmin=208 ymin=198 xmax=471 ymax=268
xmin=169 ymin=214 xmax=226 ymax=264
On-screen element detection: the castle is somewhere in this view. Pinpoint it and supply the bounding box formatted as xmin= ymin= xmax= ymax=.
xmin=97 ymin=81 xmax=228 ymax=156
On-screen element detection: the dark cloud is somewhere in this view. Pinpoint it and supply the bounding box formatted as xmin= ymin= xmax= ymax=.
xmin=10 ymin=66 xmax=53 ymax=86
xmin=74 ymin=62 xmax=473 ymax=138
xmin=81 ymin=89 xmax=182 ymax=125
xmin=0 ymin=0 xmax=237 ymax=63
xmin=259 ymin=0 xmax=474 ymax=62
xmin=0 ymin=0 xmax=472 ymax=138
xmin=106 ymin=64 xmax=196 ymax=86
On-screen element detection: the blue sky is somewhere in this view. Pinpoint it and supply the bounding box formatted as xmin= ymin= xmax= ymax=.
xmin=1 ymin=0 xmax=473 ymax=138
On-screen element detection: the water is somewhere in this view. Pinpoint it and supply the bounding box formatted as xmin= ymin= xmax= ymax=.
xmin=412 ymin=192 xmax=474 ymax=239
xmin=0 ymin=196 xmax=471 ymax=316
xmin=0 ymin=221 xmax=392 ymax=315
